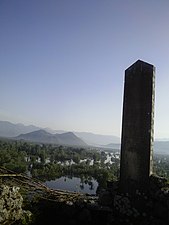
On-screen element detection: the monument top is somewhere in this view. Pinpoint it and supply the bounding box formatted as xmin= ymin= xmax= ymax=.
xmin=126 ymin=60 xmax=155 ymax=74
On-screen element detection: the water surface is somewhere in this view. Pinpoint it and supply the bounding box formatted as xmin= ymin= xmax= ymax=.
xmin=45 ymin=176 xmax=98 ymax=195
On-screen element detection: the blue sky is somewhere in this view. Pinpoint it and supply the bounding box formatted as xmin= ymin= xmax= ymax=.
xmin=0 ymin=0 xmax=169 ymax=138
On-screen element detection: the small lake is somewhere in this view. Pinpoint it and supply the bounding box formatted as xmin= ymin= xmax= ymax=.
xmin=44 ymin=176 xmax=98 ymax=195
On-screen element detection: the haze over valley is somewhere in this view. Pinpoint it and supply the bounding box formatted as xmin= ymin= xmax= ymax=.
xmin=0 ymin=120 xmax=169 ymax=154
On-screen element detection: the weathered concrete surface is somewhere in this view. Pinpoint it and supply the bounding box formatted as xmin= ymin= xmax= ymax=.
xmin=120 ymin=60 xmax=155 ymax=194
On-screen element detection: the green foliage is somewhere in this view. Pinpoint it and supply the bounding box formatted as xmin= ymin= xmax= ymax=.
xmin=0 ymin=139 xmax=169 ymax=190
xmin=153 ymin=154 xmax=169 ymax=178
xmin=0 ymin=140 xmax=27 ymax=173
xmin=32 ymin=163 xmax=62 ymax=181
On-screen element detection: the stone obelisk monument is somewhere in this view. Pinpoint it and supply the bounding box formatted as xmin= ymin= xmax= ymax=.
xmin=120 ymin=60 xmax=155 ymax=194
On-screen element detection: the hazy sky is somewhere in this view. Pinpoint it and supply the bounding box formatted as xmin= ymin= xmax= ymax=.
xmin=0 ymin=0 xmax=169 ymax=138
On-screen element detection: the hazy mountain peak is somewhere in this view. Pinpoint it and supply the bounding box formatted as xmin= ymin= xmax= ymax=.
xmin=31 ymin=129 xmax=50 ymax=135
xmin=0 ymin=121 xmax=40 ymax=137
xmin=15 ymin=129 xmax=87 ymax=146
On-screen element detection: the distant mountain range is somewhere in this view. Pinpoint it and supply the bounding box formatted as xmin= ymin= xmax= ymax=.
xmin=74 ymin=132 xmax=120 ymax=146
xmin=0 ymin=121 xmax=169 ymax=154
xmin=15 ymin=129 xmax=86 ymax=146
xmin=0 ymin=121 xmax=120 ymax=146
xmin=0 ymin=121 xmax=39 ymax=137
